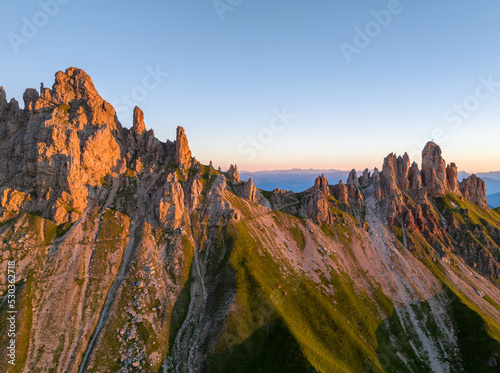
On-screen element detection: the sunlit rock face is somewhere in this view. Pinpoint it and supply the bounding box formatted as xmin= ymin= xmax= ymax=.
xmin=0 ymin=68 xmax=499 ymax=373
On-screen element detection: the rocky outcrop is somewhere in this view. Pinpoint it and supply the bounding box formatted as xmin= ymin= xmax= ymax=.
xmin=460 ymin=175 xmax=488 ymax=209
xmin=381 ymin=154 xmax=403 ymax=196
xmin=155 ymin=173 xmax=186 ymax=230
xmin=396 ymin=153 xmax=410 ymax=190
xmin=132 ymin=106 xmax=146 ymax=136
xmin=0 ymin=86 xmax=7 ymax=110
xmin=23 ymin=88 xmax=39 ymax=111
xmin=313 ymin=174 xmax=330 ymax=196
xmin=175 ymin=126 xmax=192 ymax=169
xmin=301 ymin=175 xmax=334 ymax=224
xmin=408 ymin=162 xmax=427 ymax=203
xmin=347 ymin=169 xmax=360 ymax=188
xmin=372 ymin=168 xmax=382 ymax=199
xmin=242 ymin=178 xmax=257 ymax=202
xmin=1 ymin=68 xmax=500 ymax=373
xmin=0 ymin=68 xmax=126 ymax=224
xmin=334 ymin=180 xmax=349 ymax=204
xmin=421 ymin=141 xmax=449 ymax=197
xmin=361 ymin=169 xmax=371 ymax=188
xmin=227 ymin=164 xmax=240 ymax=183
xmin=446 ymin=162 xmax=461 ymax=195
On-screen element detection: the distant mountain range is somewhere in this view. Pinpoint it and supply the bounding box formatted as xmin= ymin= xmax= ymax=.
xmin=488 ymin=192 xmax=500 ymax=209
xmin=239 ymin=169 xmax=349 ymax=193
xmin=241 ymin=169 xmax=500 ymax=207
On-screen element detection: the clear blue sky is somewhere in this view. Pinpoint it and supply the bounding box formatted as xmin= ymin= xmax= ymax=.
xmin=1 ymin=0 xmax=499 ymax=172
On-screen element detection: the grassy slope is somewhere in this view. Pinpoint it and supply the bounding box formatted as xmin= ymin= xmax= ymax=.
xmin=209 ymin=217 xmax=391 ymax=373
xmin=208 ymin=190 xmax=500 ymax=373
xmin=4 ymin=181 xmax=500 ymax=372
xmin=409 ymin=193 xmax=500 ymax=370
xmin=423 ymin=260 xmax=500 ymax=372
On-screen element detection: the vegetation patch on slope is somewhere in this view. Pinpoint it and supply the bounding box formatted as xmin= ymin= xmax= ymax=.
xmin=211 ymin=222 xmax=393 ymax=373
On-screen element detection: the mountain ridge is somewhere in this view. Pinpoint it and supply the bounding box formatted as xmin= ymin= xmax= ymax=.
xmin=241 ymin=169 xmax=500 ymax=196
xmin=1 ymin=68 xmax=500 ymax=372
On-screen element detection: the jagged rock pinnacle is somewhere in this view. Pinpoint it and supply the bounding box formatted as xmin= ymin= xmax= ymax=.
xmin=23 ymin=88 xmax=39 ymax=111
xmin=0 ymin=86 xmax=7 ymax=109
xmin=313 ymin=174 xmax=330 ymax=196
xmin=460 ymin=174 xmax=488 ymax=209
xmin=421 ymin=141 xmax=448 ymax=196
xmin=132 ymin=106 xmax=146 ymax=135
xmin=228 ymin=164 xmax=240 ymax=183
xmin=347 ymin=169 xmax=360 ymax=188
xmin=446 ymin=162 xmax=461 ymax=195
xmin=175 ymin=126 xmax=192 ymax=169
xmin=241 ymin=178 xmax=257 ymax=202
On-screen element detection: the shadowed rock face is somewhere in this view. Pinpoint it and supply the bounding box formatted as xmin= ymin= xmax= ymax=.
xmin=1 ymin=68 xmax=500 ymax=373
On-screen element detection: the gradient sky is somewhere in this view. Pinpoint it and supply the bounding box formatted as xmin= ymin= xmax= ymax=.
xmin=1 ymin=0 xmax=499 ymax=172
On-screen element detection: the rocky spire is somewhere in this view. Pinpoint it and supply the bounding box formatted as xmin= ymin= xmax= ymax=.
xmin=30 ymin=67 xmax=118 ymax=130
xmin=408 ymin=162 xmax=426 ymax=202
xmin=460 ymin=175 xmax=488 ymax=209
xmin=347 ymin=169 xmax=360 ymax=188
xmin=372 ymin=168 xmax=382 ymax=199
xmin=446 ymin=162 xmax=461 ymax=195
xmin=227 ymin=164 xmax=240 ymax=183
xmin=381 ymin=153 xmax=400 ymax=195
xmin=51 ymin=67 xmax=101 ymax=103
xmin=361 ymin=169 xmax=371 ymax=188
xmin=175 ymin=126 xmax=192 ymax=169
xmin=23 ymin=88 xmax=39 ymax=111
xmin=336 ymin=180 xmax=349 ymax=203
xmin=0 ymin=86 xmax=7 ymax=110
xmin=396 ymin=153 xmax=410 ymax=190
xmin=132 ymin=106 xmax=146 ymax=135
xmin=313 ymin=174 xmax=330 ymax=196
xmin=421 ymin=142 xmax=448 ymax=196
xmin=241 ymin=178 xmax=257 ymax=202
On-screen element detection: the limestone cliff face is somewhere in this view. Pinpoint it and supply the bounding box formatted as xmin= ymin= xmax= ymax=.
xmin=1 ymin=69 xmax=500 ymax=373
xmin=0 ymin=68 xmax=126 ymax=224
xmin=0 ymin=68 xmax=190 ymax=226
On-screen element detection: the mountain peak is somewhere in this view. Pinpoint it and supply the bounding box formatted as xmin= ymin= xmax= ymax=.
xmin=421 ymin=141 xmax=448 ymax=196
xmin=0 ymin=86 xmax=6 ymax=107
xmin=132 ymin=106 xmax=146 ymax=135
xmin=175 ymin=126 xmax=192 ymax=169
xmin=51 ymin=67 xmax=101 ymax=103
xmin=313 ymin=174 xmax=330 ymax=196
